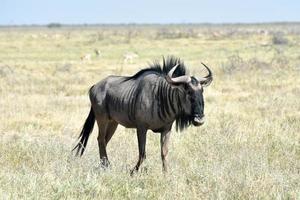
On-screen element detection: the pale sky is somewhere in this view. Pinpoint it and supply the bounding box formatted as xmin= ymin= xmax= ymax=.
xmin=1 ymin=0 xmax=300 ymax=25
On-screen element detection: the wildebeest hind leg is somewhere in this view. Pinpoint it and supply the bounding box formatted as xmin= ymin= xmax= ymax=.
xmin=105 ymin=120 xmax=118 ymax=145
xmin=96 ymin=120 xmax=110 ymax=167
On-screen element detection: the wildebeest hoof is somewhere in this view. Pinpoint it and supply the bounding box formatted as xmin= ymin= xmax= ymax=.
xmin=130 ymin=169 xmax=137 ymax=176
xmin=100 ymin=159 xmax=110 ymax=169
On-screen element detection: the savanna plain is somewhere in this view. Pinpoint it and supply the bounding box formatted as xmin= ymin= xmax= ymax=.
xmin=0 ymin=24 xmax=299 ymax=199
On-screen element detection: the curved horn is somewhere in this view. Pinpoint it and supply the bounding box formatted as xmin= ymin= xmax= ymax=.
xmin=198 ymin=63 xmax=213 ymax=87
xmin=166 ymin=63 xmax=191 ymax=84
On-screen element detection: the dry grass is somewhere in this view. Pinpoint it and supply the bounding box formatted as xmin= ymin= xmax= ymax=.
xmin=0 ymin=24 xmax=299 ymax=199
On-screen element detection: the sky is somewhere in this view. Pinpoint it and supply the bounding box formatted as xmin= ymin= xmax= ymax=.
xmin=1 ymin=0 xmax=300 ymax=25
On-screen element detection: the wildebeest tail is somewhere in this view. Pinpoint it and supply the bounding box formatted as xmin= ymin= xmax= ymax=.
xmin=72 ymin=106 xmax=95 ymax=156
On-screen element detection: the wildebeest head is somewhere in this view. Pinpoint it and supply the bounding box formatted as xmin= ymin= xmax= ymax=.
xmin=166 ymin=61 xmax=213 ymax=129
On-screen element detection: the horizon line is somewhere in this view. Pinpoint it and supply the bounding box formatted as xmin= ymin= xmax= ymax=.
xmin=1 ymin=21 xmax=300 ymax=27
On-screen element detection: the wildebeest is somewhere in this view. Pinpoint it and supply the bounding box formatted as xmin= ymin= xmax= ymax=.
xmin=73 ymin=56 xmax=213 ymax=174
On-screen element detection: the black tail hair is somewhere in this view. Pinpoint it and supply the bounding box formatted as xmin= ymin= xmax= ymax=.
xmin=72 ymin=107 xmax=95 ymax=156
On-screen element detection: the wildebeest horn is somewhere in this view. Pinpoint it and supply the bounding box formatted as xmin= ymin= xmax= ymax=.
xmin=166 ymin=63 xmax=191 ymax=84
xmin=198 ymin=63 xmax=213 ymax=87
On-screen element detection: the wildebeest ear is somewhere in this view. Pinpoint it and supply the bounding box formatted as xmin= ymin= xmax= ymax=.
xmin=198 ymin=75 xmax=213 ymax=87
xmin=199 ymin=78 xmax=213 ymax=87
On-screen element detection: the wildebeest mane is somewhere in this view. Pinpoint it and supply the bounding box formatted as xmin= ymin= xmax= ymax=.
xmin=126 ymin=56 xmax=187 ymax=80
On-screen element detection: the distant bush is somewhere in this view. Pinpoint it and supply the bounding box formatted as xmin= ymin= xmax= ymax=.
xmin=47 ymin=23 xmax=62 ymax=28
xmin=222 ymin=55 xmax=271 ymax=75
xmin=155 ymin=28 xmax=198 ymax=39
xmin=222 ymin=55 xmax=245 ymax=74
xmin=272 ymin=33 xmax=289 ymax=45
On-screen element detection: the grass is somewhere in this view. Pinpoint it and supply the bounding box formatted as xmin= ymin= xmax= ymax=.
xmin=0 ymin=24 xmax=299 ymax=199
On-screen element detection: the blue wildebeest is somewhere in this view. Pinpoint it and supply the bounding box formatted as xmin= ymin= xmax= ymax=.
xmin=73 ymin=56 xmax=213 ymax=174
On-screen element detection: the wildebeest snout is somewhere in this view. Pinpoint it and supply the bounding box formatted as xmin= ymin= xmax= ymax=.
xmin=192 ymin=115 xmax=205 ymax=126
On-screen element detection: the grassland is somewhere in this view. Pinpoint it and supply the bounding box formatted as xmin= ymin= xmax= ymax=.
xmin=0 ymin=24 xmax=299 ymax=199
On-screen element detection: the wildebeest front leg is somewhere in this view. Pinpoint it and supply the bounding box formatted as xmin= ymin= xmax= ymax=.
xmin=131 ymin=128 xmax=147 ymax=175
xmin=161 ymin=130 xmax=171 ymax=172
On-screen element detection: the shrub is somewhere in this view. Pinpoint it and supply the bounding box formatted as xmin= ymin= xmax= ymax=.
xmin=272 ymin=32 xmax=289 ymax=45
xmin=47 ymin=23 xmax=62 ymax=28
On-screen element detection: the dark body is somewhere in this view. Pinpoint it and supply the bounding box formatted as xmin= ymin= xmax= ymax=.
xmin=73 ymin=56 xmax=213 ymax=173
